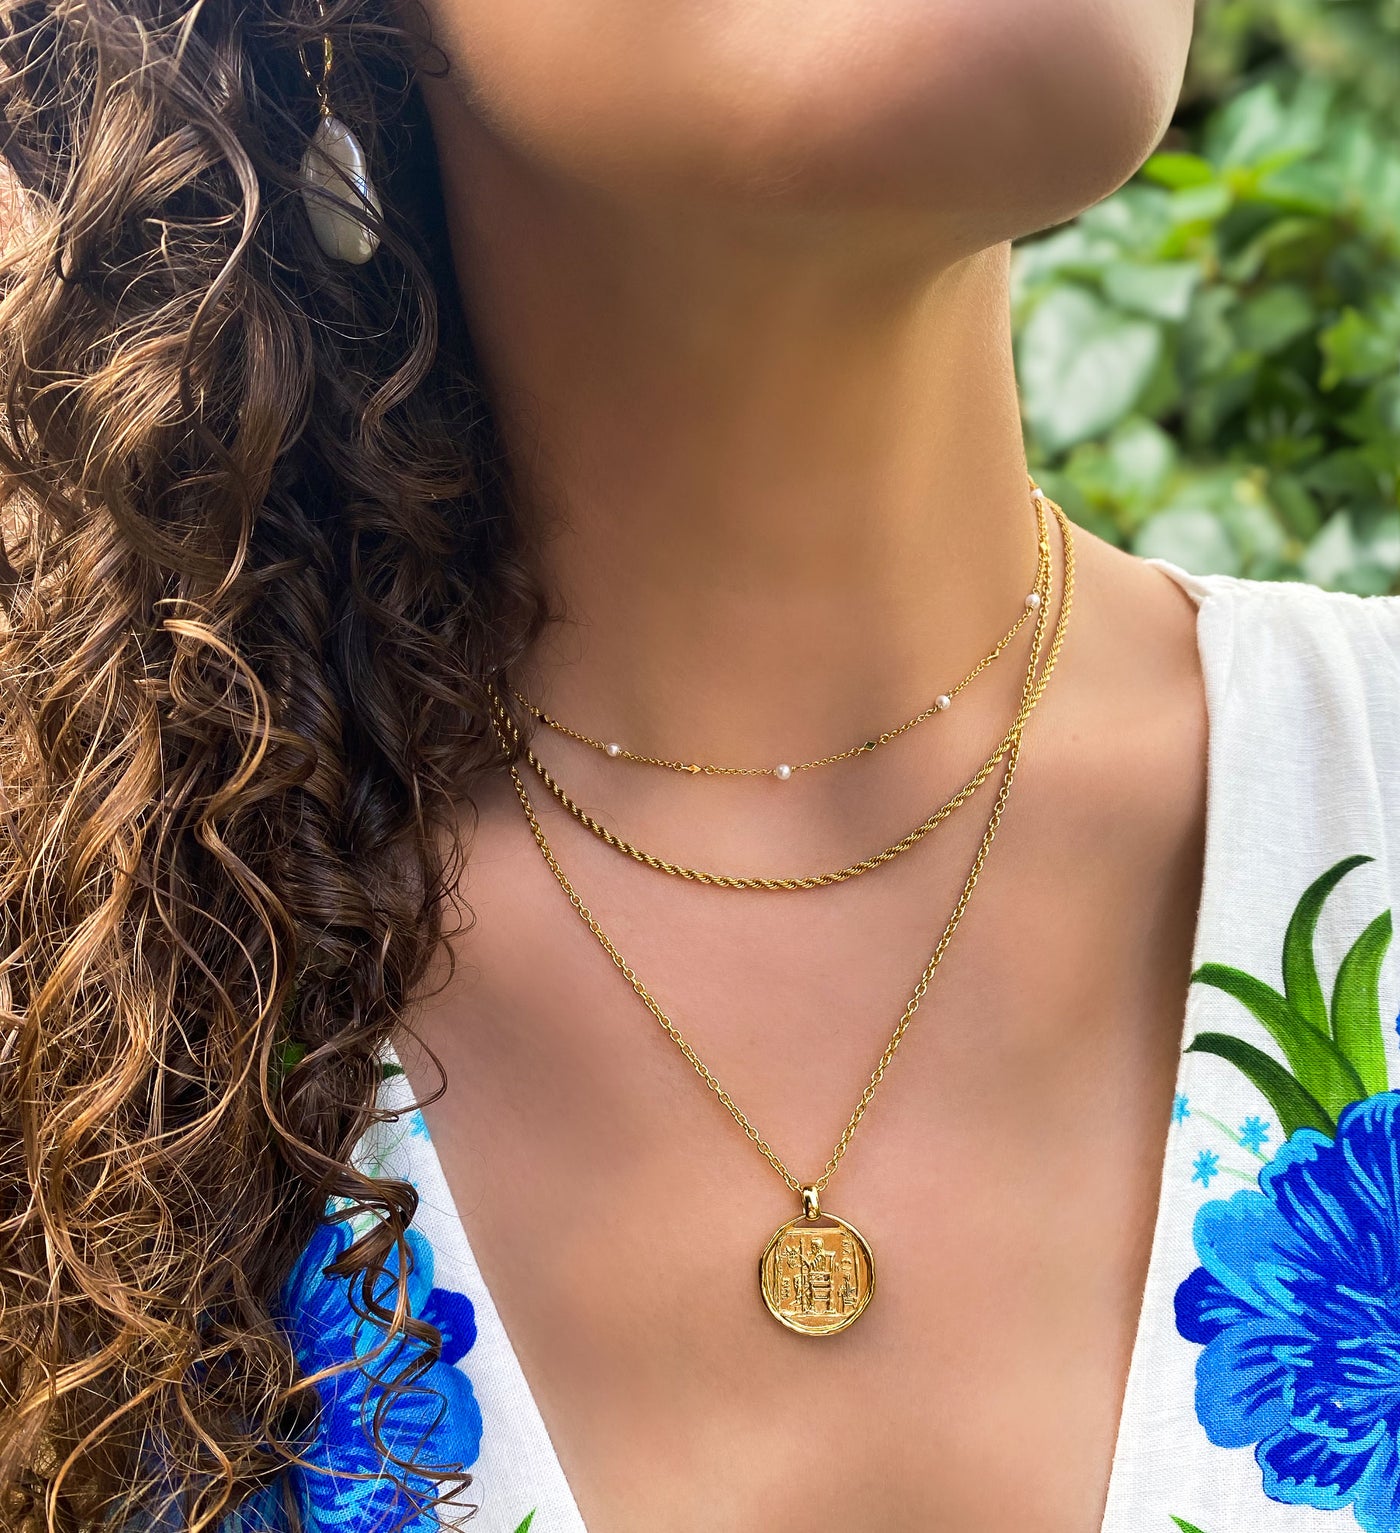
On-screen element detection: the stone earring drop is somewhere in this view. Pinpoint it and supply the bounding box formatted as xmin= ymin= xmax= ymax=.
xmin=298 ymin=28 xmax=381 ymax=264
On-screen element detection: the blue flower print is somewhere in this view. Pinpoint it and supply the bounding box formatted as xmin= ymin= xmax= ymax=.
xmin=1238 ymin=1116 xmax=1270 ymax=1154
xmin=1191 ymin=1150 xmax=1220 ymax=1188
xmin=1174 ymin=1092 xmax=1400 ymax=1533
xmin=241 ymin=1216 xmax=482 ymax=1530
xmin=1173 ymin=1094 xmax=1191 ymax=1125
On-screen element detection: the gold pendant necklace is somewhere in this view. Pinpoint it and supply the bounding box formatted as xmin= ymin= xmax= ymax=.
xmin=490 ymin=496 xmax=1072 ymax=892
xmin=761 ymin=1182 xmax=878 ymax=1335
xmin=510 ymin=727 xmax=1027 ymax=1335
xmin=504 ymin=511 xmax=1077 ymax=1332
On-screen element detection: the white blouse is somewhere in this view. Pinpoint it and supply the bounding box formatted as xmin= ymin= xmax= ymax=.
xmin=328 ymin=558 xmax=1400 ymax=1533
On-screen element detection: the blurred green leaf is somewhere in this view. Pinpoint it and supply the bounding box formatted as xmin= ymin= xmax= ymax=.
xmin=1077 ymin=184 xmax=1177 ymax=254
xmin=1269 ymin=473 xmax=1323 ymax=540
xmin=1166 ymin=182 xmax=1235 ymax=231
xmin=1018 ymin=287 xmax=1163 ymax=454
xmin=1254 ymin=158 xmax=1344 ymax=215
xmin=1143 ymin=153 xmax=1218 ymax=190
xmin=1356 ymin=505 xmax=1400 ymax=577
xmin=1107 ymin=418 xmax=1178 ymax=501
xmin=1177 ymin=288 xmax=1238 ymax=385
xmin=1320 ymin=306 xmax=1400 ymax=389
xmin=1011 ymin=225 xmax=1123 ymax=300
xmin=1302 ymin=510 xmax=1366 ymax=589
xmin=1222 ymin=498 xmax=1290 ymax=568
xmin=1134 ymin=507 xmax=1240 ymax=576
xmin=1206 ymin=84 xmax=1287 ymax=167
xmin=1101 ymin=262 xmax=1203 ymax=321
xmin=1341 ymin=377 xmax=1400 ymax=446
xmin=1233 ymin=285 xmax=1315 ymax=355
xmin=1206 ymin=80 xmax=1330 ymax=169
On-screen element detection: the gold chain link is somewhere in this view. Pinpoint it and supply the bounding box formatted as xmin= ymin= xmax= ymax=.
xmin=507 ymin=503 xmax=1076 ymax=1197
xmin=511 ymin=487 xmax=1052 ymax=778
xmin=491 ymin=499 xmax=1073 ymax=891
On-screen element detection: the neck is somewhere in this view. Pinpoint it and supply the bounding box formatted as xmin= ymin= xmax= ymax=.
xmin=435 ymin=122 xmax=1039 ymax=768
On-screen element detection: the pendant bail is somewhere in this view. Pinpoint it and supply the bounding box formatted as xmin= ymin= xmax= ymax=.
xmin=801 ymin=1184 xmax=820 ymax=1220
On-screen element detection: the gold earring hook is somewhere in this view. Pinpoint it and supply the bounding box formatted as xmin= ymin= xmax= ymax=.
xmin=297 ymin=5 xmax=335 ymax=118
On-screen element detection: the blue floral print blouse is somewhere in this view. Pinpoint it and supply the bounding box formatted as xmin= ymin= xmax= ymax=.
xmin=238 ymin=1216 xmax=482 ymax=1531
xmin=249 ymin=558 xmax=1400 ymax=1532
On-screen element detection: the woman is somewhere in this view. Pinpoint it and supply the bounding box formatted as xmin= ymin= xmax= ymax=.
xmin=3 ymin=1 xmax=1399 ymax=1530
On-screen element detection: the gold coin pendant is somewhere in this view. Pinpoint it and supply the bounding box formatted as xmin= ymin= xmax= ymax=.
xmin=759 ymin=1205 xmax=874 ymax=1336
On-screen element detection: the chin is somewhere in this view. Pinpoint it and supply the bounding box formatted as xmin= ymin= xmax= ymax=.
xmin=419 ymin=0 xmax=1193 ymax=252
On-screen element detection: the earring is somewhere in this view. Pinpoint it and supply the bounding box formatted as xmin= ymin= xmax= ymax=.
xmin=298 ymin=23 xmax=382 ymax=264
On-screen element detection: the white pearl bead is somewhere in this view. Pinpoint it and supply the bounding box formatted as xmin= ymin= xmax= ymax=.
xmin=935 ymin=695 xmax=952 ymax=711
xmin=1031 ymin=485 xmax=1046 ymax=504
xmin=774 ymin=763 xmax=793 ymax=780
xmin=1026 ymin=591 xmax=1042 ymax=610
xmin=605 ymin=742 xmax=622 ymax=758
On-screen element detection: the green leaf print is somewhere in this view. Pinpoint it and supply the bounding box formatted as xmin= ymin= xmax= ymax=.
xmin=512 ymin=1513 xmax=536 ymax=1533
xmin=1331 ymin=908 xmax=1394 ymax=1096
xmin=381 ymin=1061 xmax=405 ymax=1080
xmin=1169 ymin=1518 xmax=1209 ymax=1533
xmin=1185 ymin=1032 xmax=1335 ymax=1137
xmin=1191 ymin=962 xmax=1365 ymax=1116
xmin=1187 ymin=853 xmax=1394 ymax=1133
xmin=1282 ymin=853 xmax=1373 ymax=1031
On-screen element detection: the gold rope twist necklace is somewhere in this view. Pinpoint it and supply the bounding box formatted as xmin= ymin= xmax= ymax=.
xmin=512 ymin=482 xmax=1054 ymax=781
xmin=491 ymin=496 xmax=1072 ymax=892
xmin=507 ymin=506 xmax=1077 ymax=1333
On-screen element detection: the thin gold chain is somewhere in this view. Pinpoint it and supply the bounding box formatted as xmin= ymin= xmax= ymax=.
xmin=491 ymin=499 xmax=1075 ymax=892
xmin=508 ymin=506 xmax=1075 ymax=1199
xmin=510 ymin=708 xmax=1026 ymax=1199
xmin=511 ymin=485 xmax=1053 ymax=778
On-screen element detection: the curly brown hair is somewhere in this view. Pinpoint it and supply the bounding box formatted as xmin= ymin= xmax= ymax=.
xmin=0 ymin=1 xmax=543 ymax=1526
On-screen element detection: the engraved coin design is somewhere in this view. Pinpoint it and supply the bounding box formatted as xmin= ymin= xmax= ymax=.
xmin=759 ymin=1211 xmax=875 ymax=1336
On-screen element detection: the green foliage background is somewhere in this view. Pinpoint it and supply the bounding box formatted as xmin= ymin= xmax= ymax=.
xmin=1014 ymin=0 xmax=1400 ymax=591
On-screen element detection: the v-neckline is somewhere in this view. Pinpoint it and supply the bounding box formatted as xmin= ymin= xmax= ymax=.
xmin=377 ymin=554 xmax=1232 ymax=1532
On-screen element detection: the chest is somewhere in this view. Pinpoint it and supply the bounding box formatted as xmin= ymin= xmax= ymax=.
xmin=402 ymin=741 xmax=1206 ymax=1532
